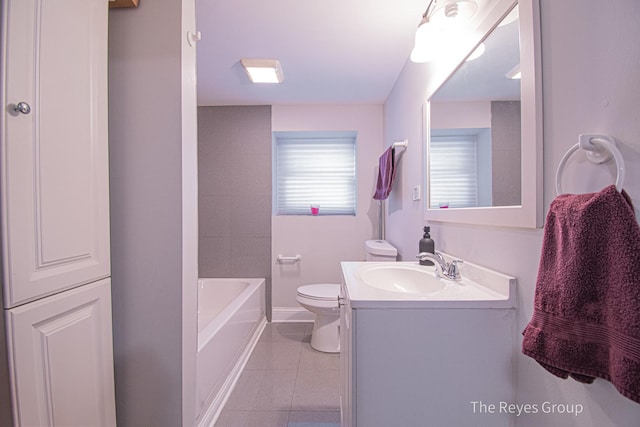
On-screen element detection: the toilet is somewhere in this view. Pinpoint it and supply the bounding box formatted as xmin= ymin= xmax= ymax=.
xmin=296 ymin=284 xmax=341 ymax=353
xmin=296 ymin=240 xmax=398 ymax=353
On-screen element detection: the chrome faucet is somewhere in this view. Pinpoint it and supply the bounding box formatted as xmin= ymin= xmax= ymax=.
xmin=416 ymin=251 xmax=463 ymax=281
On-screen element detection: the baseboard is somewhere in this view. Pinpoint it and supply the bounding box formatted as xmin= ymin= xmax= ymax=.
xmin=271 ymin=307 xmax=314 ymax=323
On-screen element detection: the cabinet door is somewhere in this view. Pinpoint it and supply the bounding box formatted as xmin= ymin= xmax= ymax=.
xmin=5 ymin=278 xmax=116 ymax=426
xmin=1 ymin=0 xmax=110 ymax=307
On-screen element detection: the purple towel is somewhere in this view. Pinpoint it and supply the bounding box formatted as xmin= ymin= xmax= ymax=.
xmin=522 ymin=185 xmax=640 ymax=403
xmin=373 ymin=147 xmax=395 ymax=200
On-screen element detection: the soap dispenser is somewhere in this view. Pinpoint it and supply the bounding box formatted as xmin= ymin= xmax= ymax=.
xmin=419 ymin=226 xmax=435 ymax=266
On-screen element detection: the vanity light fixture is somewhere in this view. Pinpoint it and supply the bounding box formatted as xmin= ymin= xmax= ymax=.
xmin=410 ymin=0 xmax=479 ymax=63
xmin=240 ymin=59 xmax=284 ymax=83
xmin=505 ymin=63 xmax=521 ymax=79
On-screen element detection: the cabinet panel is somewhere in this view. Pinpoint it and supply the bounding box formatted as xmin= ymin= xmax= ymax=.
xmin=1 ymin=0 xmax=110 ymax=308
xmin=344 ymin=307 xmax=516 ymax=427
xmin=5 ymin=278 xmax=116 ymax=426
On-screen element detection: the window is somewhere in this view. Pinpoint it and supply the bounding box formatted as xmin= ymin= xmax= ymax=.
xmin=273 ymin=131 xmax=357 ymax=215
xmin=429 ymin=134 xmax=479 ymax=209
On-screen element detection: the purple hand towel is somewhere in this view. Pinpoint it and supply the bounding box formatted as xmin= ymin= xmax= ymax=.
xmin=373 ymin=146 xmax=395 ymax=200
xmin=522 ymin=185 xmax=640 ymax=403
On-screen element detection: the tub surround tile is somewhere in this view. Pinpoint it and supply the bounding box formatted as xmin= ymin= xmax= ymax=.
xmin=229 ymin=153 xmax=272 ymax=195
xmin=198 ymin=237 xmax=231 ymax=277
xmin=229 ymin=262 xmax=272 ymax=281
xmin=198 ymin=159 xmax=231 ymax=196
xmin=198 ymin=105 xmax=271 ymax=281
xmin=199 ymin=196 xmax=231 ymax=237
xmin=230 ymin=195 xmax=272 ymax=238
xmin=230 ymin=237 xmax=272 ymax=278
xmin=229 ymin=235 xmax=272 ymax=254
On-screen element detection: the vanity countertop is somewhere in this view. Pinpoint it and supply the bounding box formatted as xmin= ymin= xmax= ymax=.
xmin=340 ymin=257 xmax=517 ymax=310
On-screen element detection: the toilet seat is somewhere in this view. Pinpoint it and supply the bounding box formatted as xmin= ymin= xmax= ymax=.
xmin=296 ymin=284 xmax=340 ymax=310
xmin=297 ymin=284 xmax=339 ymax=301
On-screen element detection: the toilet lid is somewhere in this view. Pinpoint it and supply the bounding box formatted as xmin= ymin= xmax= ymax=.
xmin=297 ymin=284 xmax=340 ymax=301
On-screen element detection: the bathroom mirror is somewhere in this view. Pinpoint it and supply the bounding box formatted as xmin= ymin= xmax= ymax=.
xmin=424 ymin=0 xmax=542 ymax=228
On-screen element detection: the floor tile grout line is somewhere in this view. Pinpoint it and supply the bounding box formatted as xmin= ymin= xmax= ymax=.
xmin=290 ymin=330 xmax=306 ymax=413
xmin=216 ymin=322 xmax=340 ymax=426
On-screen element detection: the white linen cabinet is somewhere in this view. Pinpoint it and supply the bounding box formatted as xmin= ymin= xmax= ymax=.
xmin=1 ymin=0 xmax=116 ymax=425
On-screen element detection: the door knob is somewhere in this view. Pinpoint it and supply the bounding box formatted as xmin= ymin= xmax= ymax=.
xmin=12 ymin=102 xmax=31 ymax=115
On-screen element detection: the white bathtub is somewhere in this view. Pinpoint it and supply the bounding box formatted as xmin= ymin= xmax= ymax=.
xmin=196 ymin=278 xmax=266 ymax=426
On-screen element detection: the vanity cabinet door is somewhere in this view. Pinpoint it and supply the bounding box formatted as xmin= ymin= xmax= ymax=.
xmin=351 ymin=308 xmax=515 ymax=427
xmin=1 ymin=0 xmax=110 ymax=308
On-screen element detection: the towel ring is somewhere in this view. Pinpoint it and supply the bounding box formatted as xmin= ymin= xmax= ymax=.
xmin=555 ymin=134 xmax=625 ymax=195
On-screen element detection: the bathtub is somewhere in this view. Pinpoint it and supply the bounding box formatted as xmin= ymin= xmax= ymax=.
xmin=196 ymin=278 xmax=266 ymax=426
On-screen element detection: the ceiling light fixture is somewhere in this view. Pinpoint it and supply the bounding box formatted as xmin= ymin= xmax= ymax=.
xmin=498 ymin=5 xmax=519 ymax=27
xmin=410 ymin=0 xmax=479 ymax=63
xmin=240 ymin=59 xmax=284 ymax=84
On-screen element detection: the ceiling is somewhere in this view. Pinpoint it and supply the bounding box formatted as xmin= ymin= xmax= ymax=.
xmin=431 ymin=12 xmax=520 ymax=102
xmin=194 ymin=0 xmax=428 ymax=106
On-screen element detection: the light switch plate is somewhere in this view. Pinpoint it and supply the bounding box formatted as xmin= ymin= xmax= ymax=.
xmin=412 ymin=185 xmax=421 ymax=201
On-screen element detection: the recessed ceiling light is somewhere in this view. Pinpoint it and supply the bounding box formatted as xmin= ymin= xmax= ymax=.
xmin=240 ymin=59 xmax=284 ymax=84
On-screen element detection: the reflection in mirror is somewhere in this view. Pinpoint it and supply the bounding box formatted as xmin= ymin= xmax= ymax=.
xmin=429 ymin=6 xmax=521 ymax=209
xmin=424 ymin=0 xmax=542 ymax=228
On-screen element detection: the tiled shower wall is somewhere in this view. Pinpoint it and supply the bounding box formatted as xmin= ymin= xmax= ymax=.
xmin=491 ymin=100 xmax=521 ymax=206
xmin=197 ymin=106 xmax=272 ymax=317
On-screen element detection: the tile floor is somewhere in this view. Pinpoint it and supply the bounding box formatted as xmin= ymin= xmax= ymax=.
xmin=214 ymin=322 xmax=341 ymax=427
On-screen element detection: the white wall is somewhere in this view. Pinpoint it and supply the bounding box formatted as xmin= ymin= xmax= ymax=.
xmin=384 ymin=0 xmax=640 ymax=425
xmin=108 ymin=0 xmax=199 ymax=425
xmin=271 ymin=105 xmax=383 ymax=318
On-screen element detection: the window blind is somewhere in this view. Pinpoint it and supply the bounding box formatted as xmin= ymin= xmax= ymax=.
xmin=274 ymin=132 xmax=357 ymax=215
xmin=429 ymin=135 xmax=478 ymax=209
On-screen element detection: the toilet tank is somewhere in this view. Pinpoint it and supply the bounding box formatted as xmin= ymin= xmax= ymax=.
xmin=365 ymin=240 xmax=398 ymax=261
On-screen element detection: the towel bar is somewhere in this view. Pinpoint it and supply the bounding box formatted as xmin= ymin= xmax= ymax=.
xmin=392 ymin=139 xmax=408 ymax=149
xmin=555 ymin=134 xmax=625 ymax=195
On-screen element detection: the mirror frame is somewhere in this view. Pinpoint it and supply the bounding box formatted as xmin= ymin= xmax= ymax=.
xmin=424 ymin=0 xmax=542 ymax=228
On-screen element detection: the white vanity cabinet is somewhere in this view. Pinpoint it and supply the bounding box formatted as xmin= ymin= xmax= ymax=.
xmin=1 ymin=0 xmax=116 ymax=424
xmin=340 ymin=281 xmax=517 ymax=427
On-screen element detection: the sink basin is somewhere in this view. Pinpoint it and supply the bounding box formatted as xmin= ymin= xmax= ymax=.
xmin=357 ymin=264 xmax=445 ymax=295
xmin=341 ymin=259 xmax=517 ymax=309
